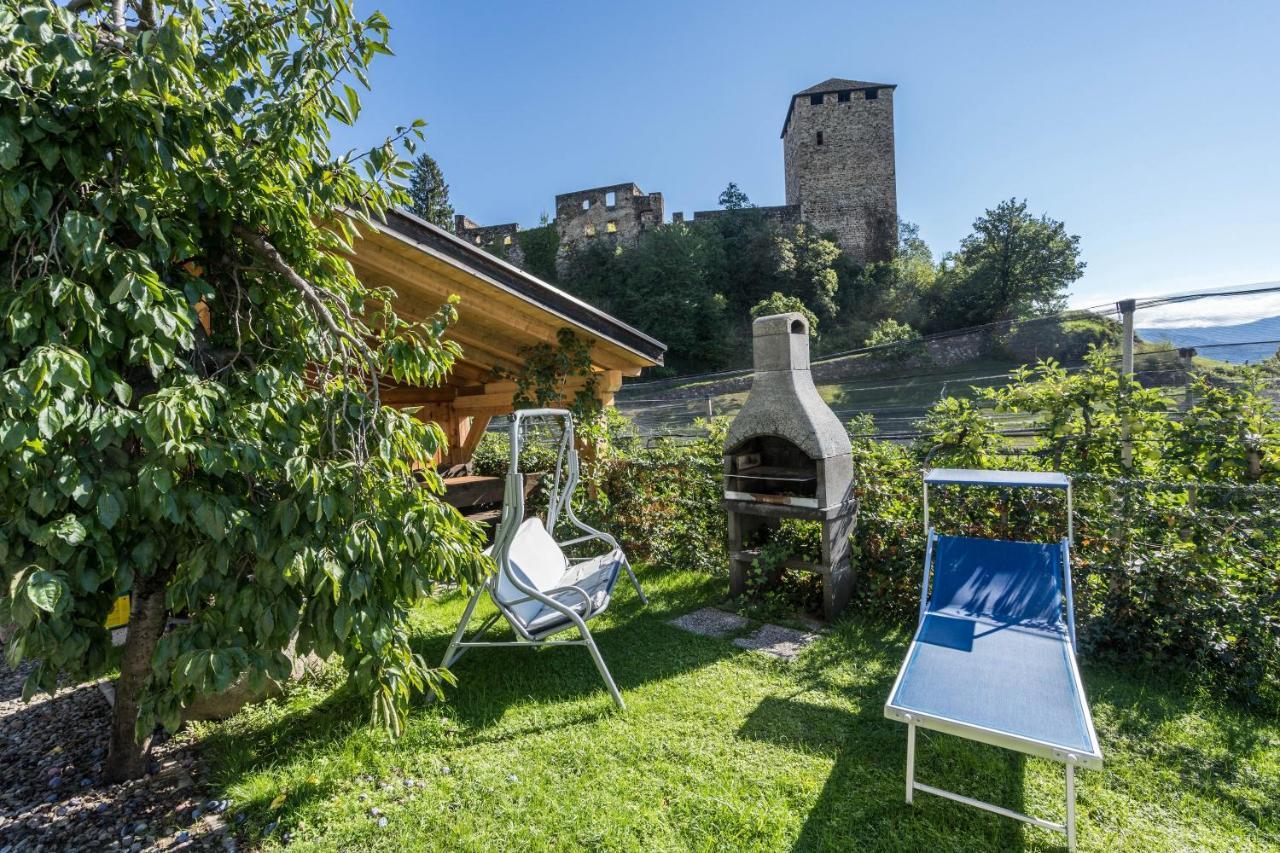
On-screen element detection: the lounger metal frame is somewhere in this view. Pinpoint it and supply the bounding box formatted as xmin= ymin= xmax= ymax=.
xmin=886 ymin=469 xmax=1101 ymax=850
xmin=442 ymin=409 xmax=646 ymax=709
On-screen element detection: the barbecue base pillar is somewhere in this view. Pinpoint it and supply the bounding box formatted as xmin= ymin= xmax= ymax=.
xmin=726 ymin=501 xmax=855 ymax=621
xmin=821 ymin=518 xmax=853 ymax=620
xmin=822 ymin=565 xmax=852 ymax=621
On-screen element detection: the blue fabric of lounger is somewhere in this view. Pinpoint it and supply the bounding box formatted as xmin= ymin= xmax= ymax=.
xmin=890 ymin=535 xmax=1093 ymax=754
xmin=928 ymin=536 xmax=1065 ymax=632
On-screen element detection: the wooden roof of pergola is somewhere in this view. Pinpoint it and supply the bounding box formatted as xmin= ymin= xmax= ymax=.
xmin=349 ymin=209 xmax=665 ymax=466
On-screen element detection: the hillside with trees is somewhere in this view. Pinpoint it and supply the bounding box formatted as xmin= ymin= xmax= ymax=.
xmin=471 ymin=184 xmax=1088 ymax=377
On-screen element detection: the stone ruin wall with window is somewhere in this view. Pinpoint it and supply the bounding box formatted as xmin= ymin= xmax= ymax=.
xmin=553 ymin=183 xmax=665 ymax=254
xmin=454 ymin=215 xmax=525 ymax=267
xmin=450 ymin=77 xmax=897 ymax=273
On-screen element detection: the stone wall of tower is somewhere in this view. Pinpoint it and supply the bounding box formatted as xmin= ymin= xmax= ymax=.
xmin=783 ymin=87 xmax=897 ymax=263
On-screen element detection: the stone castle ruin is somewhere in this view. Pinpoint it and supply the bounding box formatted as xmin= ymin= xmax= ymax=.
xmin=454 ymin=77 xmax=897 ymax=268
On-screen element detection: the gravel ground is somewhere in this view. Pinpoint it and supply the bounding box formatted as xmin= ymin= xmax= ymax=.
xmin=0 ymin=660 xmax=238 ymax=852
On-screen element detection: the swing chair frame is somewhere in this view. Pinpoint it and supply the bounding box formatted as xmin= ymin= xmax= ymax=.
xmin=441 ymin=408 xmax=646 ymax=709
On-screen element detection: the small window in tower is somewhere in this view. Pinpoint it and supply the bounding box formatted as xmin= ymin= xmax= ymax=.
xmin=581 ymin=198 xmax=590 ymax=211
xmin=816 ymin=131 xmax=824 ymax=146
xmin=865 ymin=88 xmax=879 ymax=100
xmin=809 ymin=93 xmax=823 ymax=105
xmin=585 ymin=224 xmax=596 ymax=237
xmin=838 ymin=90 xmax=851 ymax=102
xmin=605 ymin=191 xmax=617 ymax=208
xmin=606 ymin=221 xmax=618 ymax=234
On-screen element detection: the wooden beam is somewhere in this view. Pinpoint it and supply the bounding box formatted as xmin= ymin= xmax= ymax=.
xmin=380 ymin=386 xmax=459 ymax=405
xmin=353 ymin=243 xmax=567 ymax=345
xmin=457 ymin=414 xmax=491 ymax=462
xmin=350 ymin=235 xmax=657 ymax=375
xmin=453 ymin=391 xmax=516 ymax=413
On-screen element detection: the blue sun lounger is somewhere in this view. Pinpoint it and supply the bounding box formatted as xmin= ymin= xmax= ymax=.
xmin=884 ymin=468 xmax=1102 ymax=850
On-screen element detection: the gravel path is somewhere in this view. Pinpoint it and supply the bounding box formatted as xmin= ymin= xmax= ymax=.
xmin=0 ymin=661 xmax=237 ymax=852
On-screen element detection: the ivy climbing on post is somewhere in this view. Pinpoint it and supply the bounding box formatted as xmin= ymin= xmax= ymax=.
xmin=507 ymin=328 xmax=603 ymax=423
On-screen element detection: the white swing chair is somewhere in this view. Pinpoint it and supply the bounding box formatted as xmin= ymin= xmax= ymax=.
xmin=441 ymin=408 xmax=647 ymax=709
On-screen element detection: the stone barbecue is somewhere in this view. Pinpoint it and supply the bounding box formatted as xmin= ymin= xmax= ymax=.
xmin=723 ymin=313 xmax=856 ymax=619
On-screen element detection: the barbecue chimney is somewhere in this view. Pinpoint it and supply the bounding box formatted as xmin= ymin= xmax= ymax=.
xmin=723 ymin=313 xmax=856 ymax=618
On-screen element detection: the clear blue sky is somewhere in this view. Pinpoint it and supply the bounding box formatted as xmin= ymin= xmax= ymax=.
xmin=332 ymin=0 xmax=1280 ymax=306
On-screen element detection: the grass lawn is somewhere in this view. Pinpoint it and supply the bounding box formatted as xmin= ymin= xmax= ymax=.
xmin=193 ymin=567 xmax=1280 ymax=851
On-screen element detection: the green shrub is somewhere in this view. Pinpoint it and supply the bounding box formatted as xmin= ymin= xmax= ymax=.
xmin=1000 ymin=314 xmax=1121 ymax=364
xmin=586 ymin=355 xmax=1279 ymax=708
xmin=578 ymin=421 xmax=727 ymax=575
xmin=863 ymin=318 xmax=921 ymax=362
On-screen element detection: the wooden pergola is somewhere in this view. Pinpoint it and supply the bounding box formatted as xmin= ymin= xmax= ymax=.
xmin=349 ymin=209 xmax=666 ymax=468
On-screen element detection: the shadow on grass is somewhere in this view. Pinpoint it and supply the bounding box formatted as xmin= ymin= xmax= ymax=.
xmin=735 ymin=617 xmax=1032 ymax=852
xmin=192 ymin=573 xmax=1279 ymax=848
xmin=1083 ymin=660 xmax=1280 ymax=831
xmin=195 ymin=565 xmax=744 ymax=829
xmin=421 ymin=583 xmax=748 ymax=733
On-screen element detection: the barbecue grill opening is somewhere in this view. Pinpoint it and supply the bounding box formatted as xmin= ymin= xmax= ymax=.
xmin=725 ymin=435 xmax=817 ymax=499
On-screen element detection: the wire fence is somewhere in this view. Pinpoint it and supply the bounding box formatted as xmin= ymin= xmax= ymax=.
xmin=608 ymin=283 xmax=1280 ymax=440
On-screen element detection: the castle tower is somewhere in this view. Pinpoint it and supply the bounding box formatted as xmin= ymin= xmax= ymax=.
xmin=782 ymin=78 xmax=897 ymax=263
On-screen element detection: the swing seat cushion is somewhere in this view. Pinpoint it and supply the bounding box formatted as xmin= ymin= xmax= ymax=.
xmin=495 ymin=518 xmax=624 ymax=634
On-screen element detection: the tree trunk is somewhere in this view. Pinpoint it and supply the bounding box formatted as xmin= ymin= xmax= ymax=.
xmin=1246 ymin=448 xmax=1262 ymax=481
xmin=102 ymin=574 xmax=170 ymax=783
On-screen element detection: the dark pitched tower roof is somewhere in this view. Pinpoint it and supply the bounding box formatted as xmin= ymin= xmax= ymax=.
xmin=781 ymin=77 xmax=897 ymax=137
xmin=795 ymin=78 xmax=894 ymax=96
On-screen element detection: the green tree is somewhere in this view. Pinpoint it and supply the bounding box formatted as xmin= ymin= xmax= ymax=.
xmin=1169 ymin=370 xmax=1276 ymax=482
xmin=407 ymin=152 xmax=454 ymax=228
xmin=696 ymin=207 xmax=781 ymax=319
xmin=558 ymin=224 xmax=737 ymax=376
xmin=832 ymin=221 xmax=936 ymax=349
xmin=0 ymin=1 xmax=487 ymax=780
xmin=508 ymin=329 xmax=602 ymax=422
xmin=620 ymin=226 xmax=735 ymax=374
xmin=884 ymin=222 xmax=939 ymax=326
xmin=718 ymin=182 xmax=752 ymax=210
xmin=750 ymin=293 xmax=818 ymax=338
xmin=985 ymin=348 xmax=1168 ymax=474
xmin=934 ymin=198 xmax=1084 ymax=328
xmin=776 ymin=225 xmax=842 ymax=318
xmin=913 ymin=397 xmax=1007 ymax=469
xmin=558 ymin=239 xmax=629 ymax=315
xmin=516 ymin=213 xmax=560 ymax=283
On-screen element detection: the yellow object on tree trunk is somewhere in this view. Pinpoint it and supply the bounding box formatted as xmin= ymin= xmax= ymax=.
xmin=105 ymin=596 xmax=130 ymax=629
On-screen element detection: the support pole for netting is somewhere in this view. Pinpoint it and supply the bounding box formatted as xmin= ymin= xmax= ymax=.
xmin=1119 ymin=298 xmax=1135 ymax=468
xmin=1179 ymin=347 xmax=1197 ymax=411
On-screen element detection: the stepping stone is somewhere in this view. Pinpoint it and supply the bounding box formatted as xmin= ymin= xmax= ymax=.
xmin=669 ymin=607 xmax=749 ymax=638
xmin=732 ymin=624 xmax=818 ymax=661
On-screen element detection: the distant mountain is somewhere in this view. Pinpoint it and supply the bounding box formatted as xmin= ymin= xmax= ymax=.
xmin=1138 ymin=316 xmax=1280 ymax=364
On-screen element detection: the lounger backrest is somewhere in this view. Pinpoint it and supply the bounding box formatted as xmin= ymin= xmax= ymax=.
xmin=929 ymin=535 xmax=1065 ymax=632
xmin=494 ymin=517 xmax=569 ymax=624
